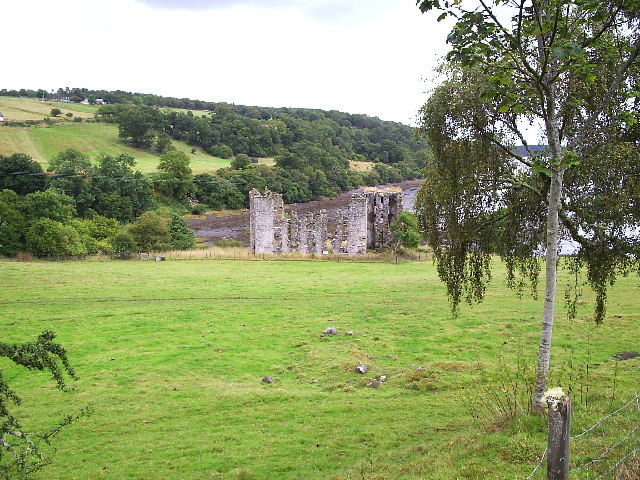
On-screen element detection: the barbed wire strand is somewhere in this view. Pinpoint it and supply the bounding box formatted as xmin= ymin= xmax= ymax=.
xmin=524 ymin=447 xmax=547 ymax=480
xmin=571 ymin=423 xmax=640 ymax=472
xmin=593 ymin=445 xmax=640 ymax=480
xmin=572 ymin=393 xmax=640 ymax=440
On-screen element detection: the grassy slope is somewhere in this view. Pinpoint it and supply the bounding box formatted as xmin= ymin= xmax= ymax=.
xmin=0 ymin=97 xmax=98 ymax=121
xmin=0 ymin=258 xmax=637 ymax=479
xmin=0 ymin=97 xmax=230 ymax=173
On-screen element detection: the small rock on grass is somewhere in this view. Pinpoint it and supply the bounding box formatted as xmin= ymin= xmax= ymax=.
xmin=261 ymin=376 xmax=276 ymax=384
xmin=323 ymin=326 xmax=338 ymax=335
xmin=355 ymin=364 xmax=368 ymax=374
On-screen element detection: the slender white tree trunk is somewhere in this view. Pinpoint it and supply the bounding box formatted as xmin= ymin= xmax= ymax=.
xmin=533 ymin=167 xmax=564 ymax=412
xmin=531 ymin=0 xmax=566 ymax=413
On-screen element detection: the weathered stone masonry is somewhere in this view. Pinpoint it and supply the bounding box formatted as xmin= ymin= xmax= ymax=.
xmin=249 ymin=188 xmax=402 ymax=256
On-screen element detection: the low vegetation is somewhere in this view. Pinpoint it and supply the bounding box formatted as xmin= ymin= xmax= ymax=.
xmin=0 ymin=258 xmax=637 ymax=479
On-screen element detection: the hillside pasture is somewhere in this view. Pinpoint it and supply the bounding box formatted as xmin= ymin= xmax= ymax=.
xmin=0 ymin=97 xmax=231 ymax=172
xmin=0 ymin=97 xmax=98 ymax=121
xmin=0 ymin=258 xmax=637 ymax=479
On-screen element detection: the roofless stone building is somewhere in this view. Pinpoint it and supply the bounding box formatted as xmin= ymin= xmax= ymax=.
xmin=249 ymin=188 xmax=402 ymax=256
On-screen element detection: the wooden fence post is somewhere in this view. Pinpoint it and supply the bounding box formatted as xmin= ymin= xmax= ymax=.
xmin=547 ymin=397 xmax=571 ymax=480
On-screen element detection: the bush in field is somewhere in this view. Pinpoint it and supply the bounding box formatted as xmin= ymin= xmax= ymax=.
xmin=207 ymin=144 xmax=233 ymax=159
xmin=128 ymin=211 xmax=170 ymax=252
xmin=168 ymin=215 xmax=195 ymax=250
xmin=110 ymin=231 xmax=137 ymax=259
xmin=231 ymin=153 xmax=251 ymax=170
xmin=26 ymin=219 xmax=74 ymax=258
xmin=215 ymin=238 xmax=243 ymax=248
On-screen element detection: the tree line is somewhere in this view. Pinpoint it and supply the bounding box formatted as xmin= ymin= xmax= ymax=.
xmin=95 ymin=102 xmax=430 ymax=198
xmin=0 ymin=143 xmax=427 ymax=259
xmin=0 ymin=151 xmax=196 ymax=259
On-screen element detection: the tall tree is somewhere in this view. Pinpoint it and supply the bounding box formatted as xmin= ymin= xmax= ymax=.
xmin=48 ymin=149 xmax=95 ymax=216
xmin=416 ymin=0 xmax=640 ymax=410
xmin=0 ymin=154 xmax=46 ymax=195
xmin=92 ymin=154 xmax=153 ymax=222
xmin=156 ymin=151 xmax=193 ymax=200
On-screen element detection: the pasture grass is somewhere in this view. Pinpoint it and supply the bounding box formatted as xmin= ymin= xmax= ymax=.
xmin=0 ymin=97 xmax=98 ymax=122
xmin=0 ymin=258 xmax=638 ymax=479
xmin=0 ymin=102 xmax=231 ymax=173
xmin=350 ymin=160 xmax=375 ymax=172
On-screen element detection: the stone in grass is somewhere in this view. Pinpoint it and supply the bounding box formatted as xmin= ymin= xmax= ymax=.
xmin=261 ymin=376 xmax=276 ymax=384
xmin=367 ymin=380 xmax=380 ymax=388
xmin=378 ymin=375 xmax=387 ymax=382
xmin=355 ymin=364 xmax=368 ymax=374
xmin=323 ymin=326 xmax=338 ymax=335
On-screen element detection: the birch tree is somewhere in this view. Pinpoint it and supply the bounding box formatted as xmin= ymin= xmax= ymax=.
xmin=415 ymin=0 xmax=640 ymax=411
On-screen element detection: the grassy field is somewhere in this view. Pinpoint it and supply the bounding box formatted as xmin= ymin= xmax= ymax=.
xmin=0 ymin=97 xmax=98 ymax=121
xmin=350 ymin=160 xmax=375 ymax=172
xmin=0 ymin=97 xmax=231 ymax=173
xmin=0 ymin=257 xmax=638 ymax=479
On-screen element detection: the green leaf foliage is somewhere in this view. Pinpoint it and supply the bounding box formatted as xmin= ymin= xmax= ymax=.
xmin=25 ymin=218 xmax=79 ymax=258
xmin=110 ymin=231 xmax=138 ymax=259
xmin=390 ymin=210 xmax=421 ymax=250
xmin=128 ymin=211 xmax=171 ymax=252
xmin=415 ymin=0 xmax=640 ymax=323
xmin=168 ymin=215 xmax=195 ymax=250
xmin=0 ymin=331 xmax=78 ymax=479
xmin=0 ymin=153 xmax=46 ymax=196
xmin=0 ymin=196 xmax=26 ymax=256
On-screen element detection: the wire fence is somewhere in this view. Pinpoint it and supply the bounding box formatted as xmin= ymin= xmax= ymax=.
xmin=525 ymin=393 xmax=640 ymax=479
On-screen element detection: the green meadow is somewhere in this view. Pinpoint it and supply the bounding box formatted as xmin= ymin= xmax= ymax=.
xmin=0 ymin=98 xmax=230 ymax=173
xmin=1 ymin=258 xmax=638 ymax=479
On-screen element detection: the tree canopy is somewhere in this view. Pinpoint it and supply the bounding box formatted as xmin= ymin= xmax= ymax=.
xmin=416 ymin=0 xmax=640 ymax=409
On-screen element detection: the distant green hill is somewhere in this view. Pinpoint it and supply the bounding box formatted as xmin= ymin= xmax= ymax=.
xmin=0 ymin=97 xmax=230 ymax=173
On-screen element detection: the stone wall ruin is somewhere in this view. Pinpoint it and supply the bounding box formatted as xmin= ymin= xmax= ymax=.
xmin=249 ymin=188 xmax=402 ymax=256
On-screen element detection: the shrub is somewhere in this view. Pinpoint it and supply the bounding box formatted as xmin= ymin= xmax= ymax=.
xmin=168 ymin=215 xmax=195 ymax=250
xmin=128 ymin=211 xmax=171 ymax=252
xmin=110 ymin=231 xmax=137 ymax=259
xmin=231 ymin=154 xmax=251 ymax=170
xmin=190 ymin=204 xmax=208 ymax=215
xmin=26 ymin=219 xmax=71 ymax=258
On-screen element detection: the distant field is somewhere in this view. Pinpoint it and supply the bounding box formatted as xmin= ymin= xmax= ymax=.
xmin=0 ymin=98 xmax=230 ymax=173
xmin=0 ymin=96 xmax=98 ymax=121
xmin=1 ymin=258 xmax=637 ymax=479
xmin=350 ymin=160 xmax=375 ymax=172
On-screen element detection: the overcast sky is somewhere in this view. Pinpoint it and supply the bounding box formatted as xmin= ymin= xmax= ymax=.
xmin=3 ymin=0 xmax=452 ymax=125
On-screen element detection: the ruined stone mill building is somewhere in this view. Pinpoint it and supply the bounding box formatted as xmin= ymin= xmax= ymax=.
xmin=249 ymin=188 xmax=402 ymax=256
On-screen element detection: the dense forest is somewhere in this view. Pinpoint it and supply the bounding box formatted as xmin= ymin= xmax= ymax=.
xmin=0 ymin=87 xmax=429 ymax=258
